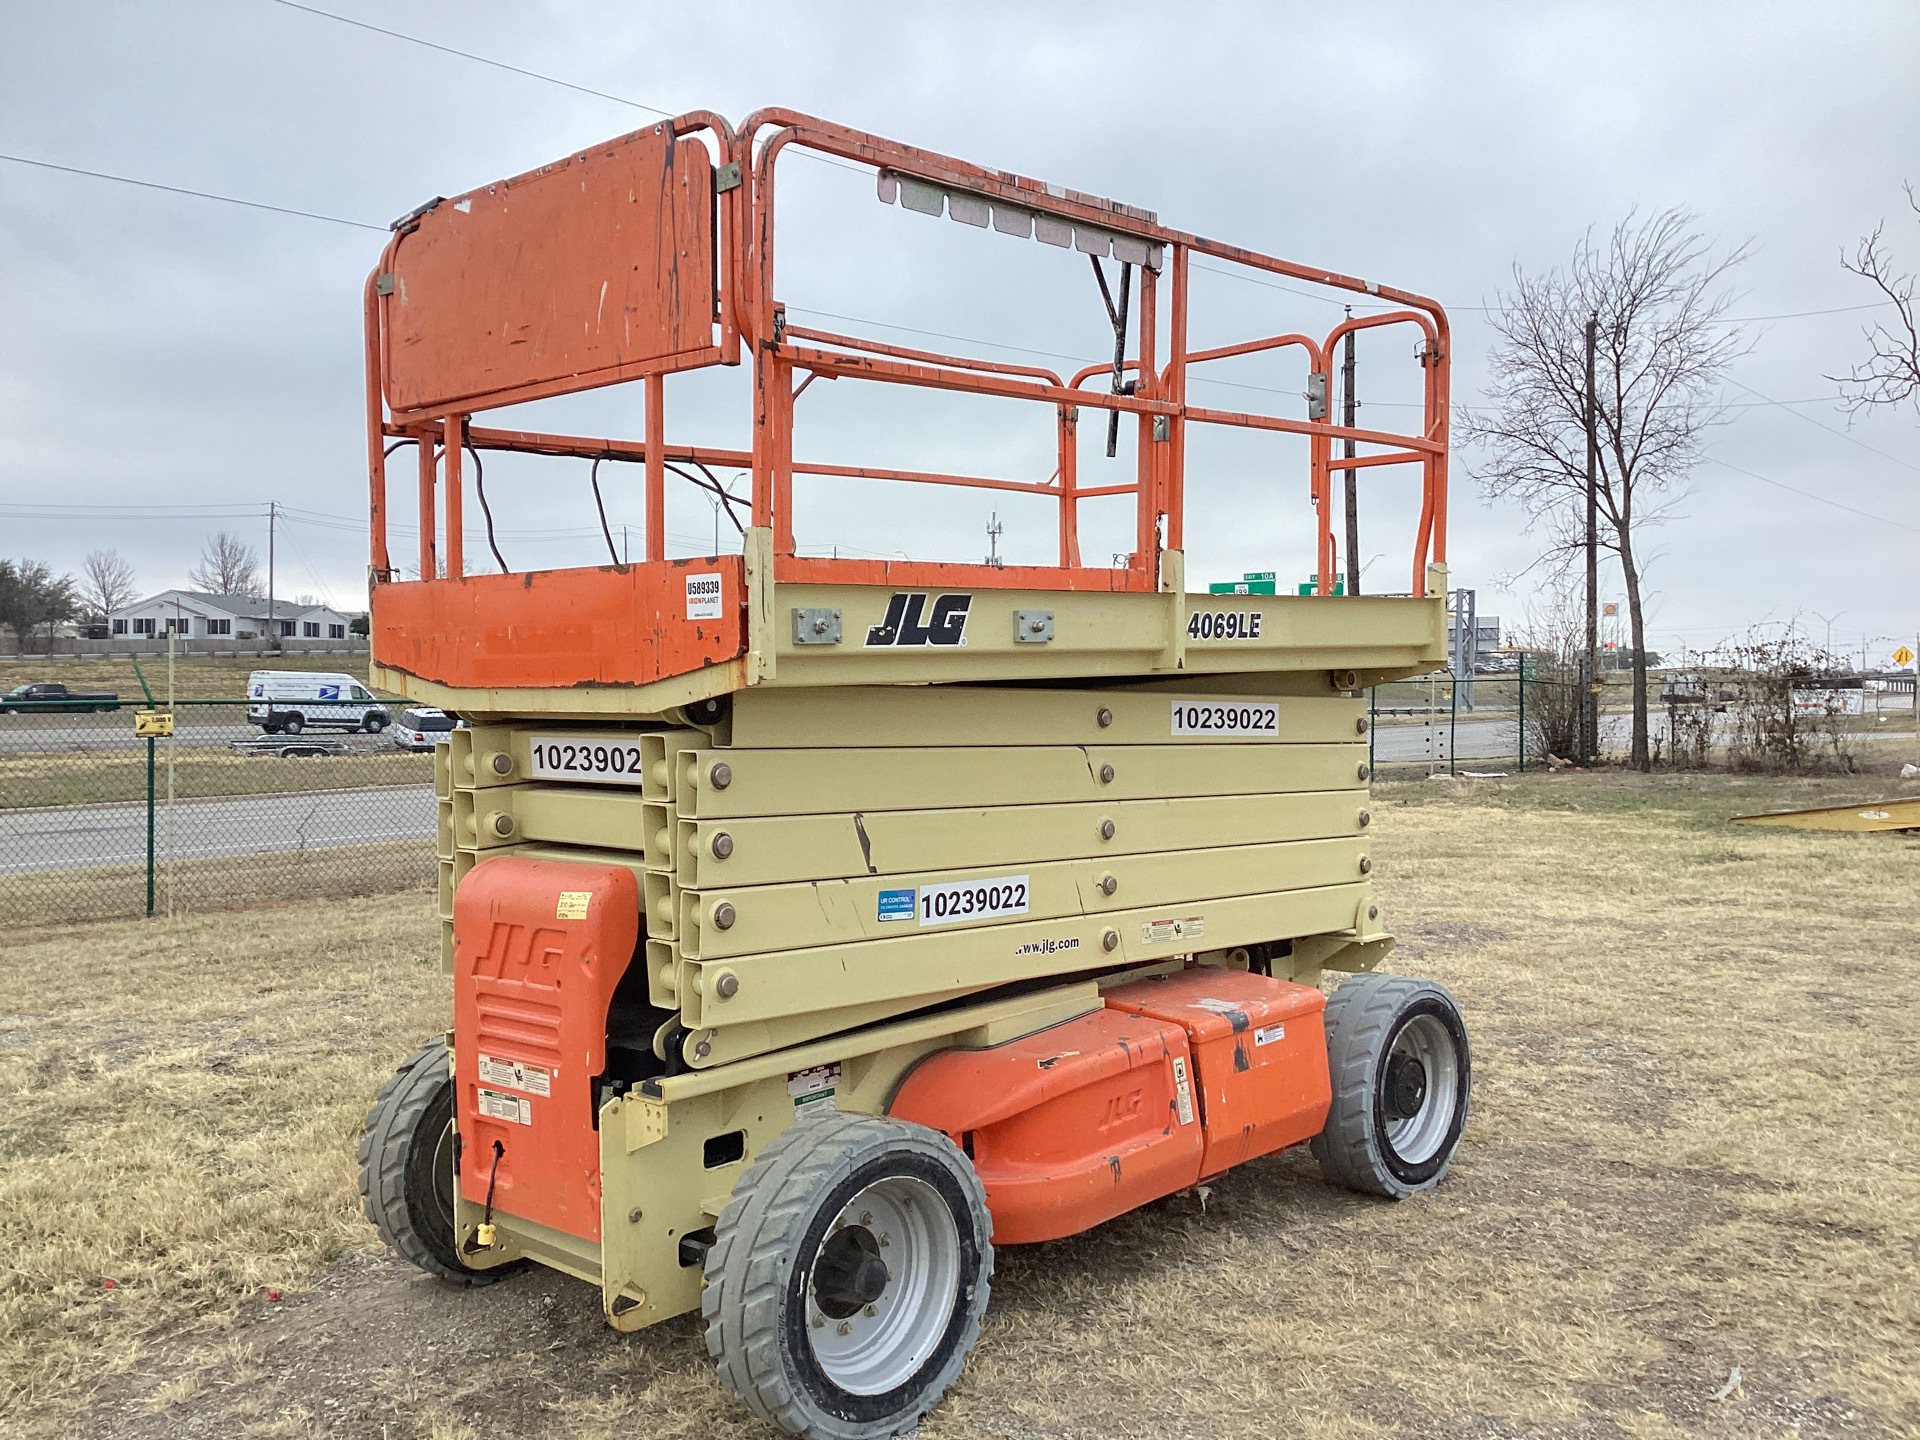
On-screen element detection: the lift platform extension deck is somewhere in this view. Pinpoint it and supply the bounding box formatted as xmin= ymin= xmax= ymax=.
xmin=355 ymin=107 xmax=1473 ymax=1439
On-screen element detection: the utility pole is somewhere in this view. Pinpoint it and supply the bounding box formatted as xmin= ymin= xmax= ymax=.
xmin=1583 ymin=314 xmax=1599 ymax=766
xmin=985 ymin=512 xmax=1005 ymax=568
xmin=1342 ymin=310 xmax=1360 ymax=597
xmin=267 ymin=499 xmax=278 ymax=655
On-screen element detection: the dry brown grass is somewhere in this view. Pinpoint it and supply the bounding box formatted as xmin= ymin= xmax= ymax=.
xmin=2 ymin=771 xmax=1917 ymax=1437
xmin=0 ymin=654 xmax=376 ymax=699
xmin=0 ymin=841 xmax=433 ymax=927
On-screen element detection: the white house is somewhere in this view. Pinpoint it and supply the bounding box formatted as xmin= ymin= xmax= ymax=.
xmin=108 ymin=590 xmax=358 ymax=645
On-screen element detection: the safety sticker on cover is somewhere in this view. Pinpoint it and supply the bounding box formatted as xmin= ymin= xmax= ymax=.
xmin=555 ymin=890 xmax=591 ymax=920
xmin=478 ymin=1053 xmax=552 ymax=1097
xmin=1170 ymin=1055 xmax=1196 ymax=1125
xmin=788 ymin=1062 xmax=841 ymax=1110
xmin=685 ymin=572 xmax=724 ymax=620
xmin=1141 ymin=915 xmax=1205 ymax=945
xmin=478 ymin=1088 xmax=533 ymax=1125
xmin=1254 ymin=1023 xmax=1287 ymax=1047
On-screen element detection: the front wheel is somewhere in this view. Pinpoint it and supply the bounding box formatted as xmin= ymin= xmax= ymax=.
xmin=358 ymin=1039 xmax=521 ymax=1285
xmin=703 ymin=1111 xmax=992 ymax=1439
xmin=280 ymin=715 xmax=304 ymax=735
xmin=1311 ymin=973 xmax=1471 ymax=1198
xmin=362 ymin=713 xmax=387 ymax=733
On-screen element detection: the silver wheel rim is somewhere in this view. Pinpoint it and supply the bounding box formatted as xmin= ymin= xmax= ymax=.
xmin=805 ymin=1175 xmax=960 ymax=1396
xmin=1382 ymin=1013 xmax=1460 ymax=1165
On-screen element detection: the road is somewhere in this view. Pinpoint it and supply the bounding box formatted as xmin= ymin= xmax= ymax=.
xmin=0 ymin=785 xmax=437 ymax=874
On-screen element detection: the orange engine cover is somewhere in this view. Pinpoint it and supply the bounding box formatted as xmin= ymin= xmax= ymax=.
xmin=889 ymin=1007 xmax=1205 ymax=1244
xmin=453 ymin=856 xmax=639 ymax=1243
xmin=1105 ymin=968 xmax=1332 ymax=1179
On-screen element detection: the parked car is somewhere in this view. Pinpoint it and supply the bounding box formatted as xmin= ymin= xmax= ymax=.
xmin=246 ymin=670 xmax=389 ymax=734
xmin=391 ymin=707 xmax=459 ymax=750
xmin=0 ymin=682 xmax=119 ymax=713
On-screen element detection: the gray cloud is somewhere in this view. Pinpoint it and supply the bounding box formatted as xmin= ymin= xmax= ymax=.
xmin=2 ymin=0 xmax=1915 ymax=658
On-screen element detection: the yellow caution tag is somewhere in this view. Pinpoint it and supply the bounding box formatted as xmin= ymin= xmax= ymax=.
xmin=134 ymin=710 xmax=175 ymax=738
xmin=555 ymin=891 xmax=591 ymax=920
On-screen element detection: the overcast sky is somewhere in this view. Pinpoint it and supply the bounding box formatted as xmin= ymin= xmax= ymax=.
xmin=2 ymin=1 xmax=1916 ymax=663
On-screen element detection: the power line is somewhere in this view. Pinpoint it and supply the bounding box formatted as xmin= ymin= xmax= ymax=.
xmin=1702 ymin=454 xmax=1920 ymax=533
xmin=1722 ymin=376 xmax=1920 ymax=474
xmin=268 ymin=0 xmax=675 ymax=118
xmin=265 ymin=0 xmax=868 ymax=179
xmin=0 ymin=152 xmax=384 ymax=231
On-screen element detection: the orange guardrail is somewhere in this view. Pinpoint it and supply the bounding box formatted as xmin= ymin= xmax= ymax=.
xmin=365 ymin=107 xmax=1449 ymax=603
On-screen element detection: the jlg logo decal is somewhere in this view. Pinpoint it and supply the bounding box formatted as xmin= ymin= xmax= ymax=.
xmin=864 ymin=593 xmax=972 ymax=648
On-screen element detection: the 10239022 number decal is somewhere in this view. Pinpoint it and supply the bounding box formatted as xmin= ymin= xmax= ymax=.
xmin=1170 ymin=700 xmax=1280 ymax=737
xmin=916 ymin=874 xmax=1030 ymax=927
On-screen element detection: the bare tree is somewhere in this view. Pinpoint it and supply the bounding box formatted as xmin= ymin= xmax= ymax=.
xmin=0 ymin=558 xmax=79 ymax=653
xmin=80 ymin=548 xmax=138 ymax=621
xmin=1463 ymin=209 xmax=1749 ymax=771
xmin=188 ymin=531 xmax=262 ymax=597
xmin=1831 ymin=184 xmax=1919 ymax=415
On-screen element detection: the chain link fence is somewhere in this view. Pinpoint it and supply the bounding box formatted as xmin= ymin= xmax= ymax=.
xmin=1 ymin=700 xmax=436 ymax=925
xmin=1367 ymin=666 xmax=1591 ymax=776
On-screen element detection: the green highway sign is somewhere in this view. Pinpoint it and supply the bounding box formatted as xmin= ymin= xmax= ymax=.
xmin=1209 ymin=580 xmax=1277 ymax=595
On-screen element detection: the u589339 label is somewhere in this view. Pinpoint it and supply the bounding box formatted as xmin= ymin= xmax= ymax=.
xmin=916 ymin=874 xmax=1029 ymax=927
xmin=1170 ymin=699 xmax=1279 ymax=737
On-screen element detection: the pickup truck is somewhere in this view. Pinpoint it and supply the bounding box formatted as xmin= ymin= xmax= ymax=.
xmin=0 ymin=682 xmax=120 ymax=713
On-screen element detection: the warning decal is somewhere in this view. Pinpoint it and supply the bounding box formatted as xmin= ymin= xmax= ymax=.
xmin=1254 ymin=1023 xmax=1286 ymax=1047
xmin=478 ymin=1088 xmax=533 ymax=1125
xmin=478 ymin=1054 xmax=553 ymax=1097
xmin=788 ymin=1062 xmax=841 ymax=1109
xmin=1141 ymin=915 xmax=1205 ymax=946
xmin=1170 ymin=1055 xmax=1196 ymax=1125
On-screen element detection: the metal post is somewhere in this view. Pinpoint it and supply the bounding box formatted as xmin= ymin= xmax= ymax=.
xmin=1449 ymin=670 xmax=1458 ymax=776
xmin=1584 ymin=314 xmax=1599 ymax=766
xmin=145 ymin=734 xmax=156 ymax=918
xmin=1369 ymin=685 xmax=1377 ymax=775
xmin=1342 ymin=314 xmax=1360 ymax=597
xmin=1517 ymin=653 xmax=1526 ymax=773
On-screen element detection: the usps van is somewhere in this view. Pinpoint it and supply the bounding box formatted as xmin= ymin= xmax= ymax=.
xmin=246 ymin=671 xmax=390 ymax=734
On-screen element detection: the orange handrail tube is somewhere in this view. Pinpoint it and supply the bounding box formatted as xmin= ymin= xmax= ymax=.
xmin=364 ymin=106 xmax=1450 ymax=601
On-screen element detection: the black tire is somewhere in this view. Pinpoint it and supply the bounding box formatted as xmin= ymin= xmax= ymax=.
xmin=702 ymin=1111 xmax=992 ymax=1439
xmin=357 ymin=1039 xmax=520 ymax=1285
xmin=362 ymin=713 xmax=387 ymax=733
xmin=281 ymin=714 xmax=304 ymax=735
xmin=1311 ymin=973 xmax=1471 ymax=1199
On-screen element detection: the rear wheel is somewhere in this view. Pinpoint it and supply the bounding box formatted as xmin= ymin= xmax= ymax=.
xmin=358 ymin=1039 xmax=520 ymax=1284
xmin=1311 ymin=973 xmax=1471 ymax=1198
xmin=702 ymin=1111 xmax=992 ymax=1439
xmin=362 ymin=713 xmax=387 ymax=733
xmin=281 ymin=714 xmax=304 ymax=734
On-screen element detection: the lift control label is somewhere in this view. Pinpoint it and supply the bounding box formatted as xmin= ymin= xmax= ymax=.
xmin=477 ymin=1088 xmax=533 ymax=1125
xmin=1170 ymin=700 xmax=1279 ymax=737
xmin=478 ymin=1053 xmax=552 ymax=1097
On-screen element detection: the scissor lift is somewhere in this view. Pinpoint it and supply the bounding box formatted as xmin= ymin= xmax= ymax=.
xmin=355 ymin=108 xmax=1472 ymax=1438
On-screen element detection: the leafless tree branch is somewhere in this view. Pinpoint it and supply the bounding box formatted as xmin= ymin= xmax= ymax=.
xmin=1459 ymin=208 xmax=1750 ymax=770
xmin=1829 ymin=183 xmax=1920 ymax=415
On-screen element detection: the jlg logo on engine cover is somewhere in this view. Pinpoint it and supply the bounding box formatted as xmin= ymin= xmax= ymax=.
xmin=865 ymin=592 xmax=971 ymax=647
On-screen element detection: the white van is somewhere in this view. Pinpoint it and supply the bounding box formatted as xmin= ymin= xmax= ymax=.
xmin=246 ymin=671 xmax=390 ymax=734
